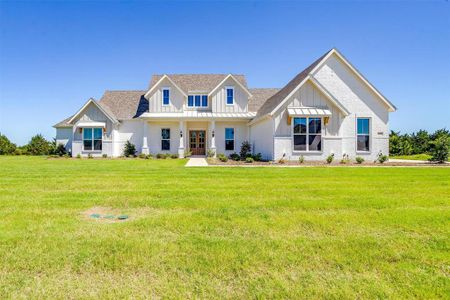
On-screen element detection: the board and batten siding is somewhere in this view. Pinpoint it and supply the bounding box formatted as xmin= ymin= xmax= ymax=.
xmin=147 ymin=78 xmax=185 ymax=113
xmin=274 ymin=81 xmax=342 ymax=137
xmin=73 ymin=103 xmax=113 ymax=140
xmin=249 ymin=118 xmax=274 ymax=161
xmin=211 ymin=77 xmax=249 ymax=113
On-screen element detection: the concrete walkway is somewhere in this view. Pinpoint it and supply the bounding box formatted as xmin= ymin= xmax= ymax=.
xmin=185 ymin=157 xmax=208 ymax=167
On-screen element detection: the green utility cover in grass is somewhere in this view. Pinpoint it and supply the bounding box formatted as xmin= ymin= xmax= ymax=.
xmin=90 ymin=213 xmax=101 ymax=218
xmin=118 ymin=215 xmax=128 ymax=220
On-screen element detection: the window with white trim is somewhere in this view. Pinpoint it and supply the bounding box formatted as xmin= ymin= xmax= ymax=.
xmin=83 ymin=128 xmax=102 ymax=151
xmin=161 ymin=128 xmax=170 ymax=150
xmin=293 ymin=117 xmax=322 ymax=151
xmin=226 ymin=87 xmax=234 ymax=105
xmin=188 ymin=95 xmax=208 ymax=107
xmin=357 ymin=118 xmax=370 ymax=151
xmin=225 ymin=128 xmax=234 ymax=151
xmin=162 ymin=88 xmax=170 ymax=106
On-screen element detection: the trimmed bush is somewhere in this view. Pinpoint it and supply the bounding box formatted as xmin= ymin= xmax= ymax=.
xmin=245 ymin=157 xmax=254 ymax=163
xmin=87 ymin=153 xmax=93 ymax=159
xmin=252 ymin=153 xmax=262 ymax=162
xmin=123 ymin=141 xmax=136 ymax=157
xmin=76 ymin=154 xmax=81 ymax=159
xmin=355 ymin=156 xmax=365 ymax=164
xmin=145 ymin=154 xmax=153 ymax=159
xmin=229 ymin=153 xmax=240 ymax=161
xmin=207 ymin=149 xmax=215 ymax=158
xmin=171 ymin=154 xmax=179 ymax=159
xmin=326 ymin=154 xmax=334 ymax=164
xmin=156 ymin=153 xmax=166 ymax=159
xmin=218 ymin=153 xmax=228 ymax=162
xmin=138 ymin=153 xmax=146 ymax=159
xmin=298 ymin=155 xmax=304 ymax=164
xmin=184 ymin=150 xmax=192 ymax=158
xmin=376 ymin=152 xmax=388 ymax=164
xmin=340 ymin=154 xmax=350 ymax=164
xmin=102 ymin=154 xmax=107 ymax=158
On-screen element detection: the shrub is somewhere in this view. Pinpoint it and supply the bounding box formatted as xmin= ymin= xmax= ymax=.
xmin=156 ymin=153 xmax=166 ymax=159
xmin=63 ymin=153 xmax=70 ymax=158
xmin=240 ymin=141 xmax=251 ymax=160
xmin=429 ymin=136 xmax=449 ymax=163
xmin=355 ymin=156 xmax=365 ymax=164
xmin=146 ymin=154 xmax=153 ymax=159
xmin=76 ymin=154 xmax=81 ymax=159
xmin=171 ymin=154 xmax=179 ymax=159
xmin=123 ymin=140 xmax=136 ymax=157
xmin=102 ymin=154 xmax=107 ymax=158
xmin=87 ymin=153 xmax=93 ymax=159
xmin=13 ymin=148 xmax=23 ymax=155
xmin=340 ymin=154 xmax=350 ymax=164
xmin=326 ymin=153 xmax=334 ymax=164
xmin=252 ymin=153 xmax=262 ymax=162
xmin=165 ymin=153 xmax=172 ymax=159
xmin=245 ymin=157 xmax=254 ymax=163
xmin=27 ymin=134 xmax=50 ymax=155
xmin=53 ymin=144 xmax=67 ymax=156
xmin=229 ymin=153 xmax=240 ymax=161
xmin=0 ymin=133 xmax=17 ymax=155
xmin=376 ymin=152 xmax=388 ymax=164
xmin=298 ymin=155 xmax=304 ymax=164
xmin=218 ymin=153 xmax=228 ymax=162
xmin=207 ymin=149 xmax=215 ymax=158
xmin=184 ymin=150 xmax=192 ymax=158
xmin=138 ymin=153 xmax=146 ymax=159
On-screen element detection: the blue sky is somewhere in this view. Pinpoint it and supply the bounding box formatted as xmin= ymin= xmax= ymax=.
xmin=0 ymin=1 xmax=449 ymax=145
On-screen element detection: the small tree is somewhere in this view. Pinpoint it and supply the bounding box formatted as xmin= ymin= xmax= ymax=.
xmin=240 ymin=141 xmax=251 ymax=160
xmin=54 ymin=144 xmax=67 ymax=156
xmin=123 ymin=140 xmax=136 ymax=157
xmin=27 ymin=134 xmax=50 ymax=155
xmin=0 ymin=133 xmax=16 ymax=155
xmin=429 ymin=136 xmax=449 ymax=163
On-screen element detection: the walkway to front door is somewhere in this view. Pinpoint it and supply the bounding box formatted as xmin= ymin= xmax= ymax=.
xmin=189 ymin=130 xmax=206 ymax=155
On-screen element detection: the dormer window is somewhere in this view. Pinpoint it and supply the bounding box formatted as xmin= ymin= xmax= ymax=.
xmin=162 ymin=88 xmax=170 ymax=106
xmin=188 ymin=94 xmax=208 ymax=107
xmin=226 ymin=87 xmax=234 ymax=105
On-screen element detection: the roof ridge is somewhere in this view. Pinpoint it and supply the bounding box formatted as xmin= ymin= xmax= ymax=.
xmin=104 ymin=90 xmax=146 ymax=92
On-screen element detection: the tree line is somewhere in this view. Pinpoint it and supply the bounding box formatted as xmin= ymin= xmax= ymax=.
xmin=0 ymin=133 xmax=67 ymax=156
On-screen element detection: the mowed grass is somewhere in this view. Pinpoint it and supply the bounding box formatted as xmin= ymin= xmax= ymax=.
xmin=0 ymin=156 xmax=449 ymax=299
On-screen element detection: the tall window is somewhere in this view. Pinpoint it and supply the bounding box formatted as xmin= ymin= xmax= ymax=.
xmin=188 ymin=95 xmax=208 ymax=107
xmin=162 ymin=88 xmax=170 ymax=106
xmin=83 ymin=128 xmax=102 ymax=151
xmin=225 ymin=128 xmax=234 ymax=151
xmin=357 ymin=118 xmax=370 ymax=151
xmin=226 ymin=87 xmax=234 ymax=105
xmin=161 ymin=128 xmax=170 ymax=150
xmin=293 ymin=117 xmax=322 ymax=151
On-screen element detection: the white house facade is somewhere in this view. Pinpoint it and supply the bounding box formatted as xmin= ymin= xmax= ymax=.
xmin=54 ymin=49 xmax=396 ymax=161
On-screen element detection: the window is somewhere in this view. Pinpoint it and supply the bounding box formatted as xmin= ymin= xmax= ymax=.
xmin=187 ymin=94 xmax=208 ymax=107
xmin=161 ymin=128 xmax=170 ymax=150
xmin=293 ymin=117 xmax=322 ymax=151
xmin=83 ymin=128 xmax=102 ymax=151
xmin=357 ymin=118 xmax=370 ymax=151
xmin=225 ymin=128 xmax=234 ymax=151
xmin=226 ymin=87 xmax=234 ymax=105
xmin=162 ymin=88 xmax=170 ymax=106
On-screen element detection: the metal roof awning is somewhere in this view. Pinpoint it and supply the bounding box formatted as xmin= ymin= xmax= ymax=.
xmin=139 ymin=111 xmax=256 ymax=120
xmin=287 ymin=107 xmax=332 ymax=116
xmin=76 ymin=122 xmax=106 ymax=127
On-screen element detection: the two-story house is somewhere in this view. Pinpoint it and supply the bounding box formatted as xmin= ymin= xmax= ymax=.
xmin=54 ymin=49 xmax=396 ymax=161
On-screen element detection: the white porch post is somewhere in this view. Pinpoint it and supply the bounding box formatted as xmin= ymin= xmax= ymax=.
xmin=178 ymin=120 xmax=185 ymax=158
xmin=210 ymin=120 xmax=216 ymax=157
xmin=142 ymin=120 xmax=149 ymax=154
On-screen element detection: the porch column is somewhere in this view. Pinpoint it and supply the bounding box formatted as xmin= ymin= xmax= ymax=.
xmin=178 ymin=120 xmax=185 ymax=158
xmin=210 ymin=120 xmax=216 ymax=157
xmin=142 ymin=120 xmax=149 ymax=154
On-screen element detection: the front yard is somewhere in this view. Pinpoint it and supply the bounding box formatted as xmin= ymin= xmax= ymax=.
xmin=0 ymin=156 xmax=449 ymax=298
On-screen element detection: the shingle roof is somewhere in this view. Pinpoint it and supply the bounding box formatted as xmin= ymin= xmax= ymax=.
xmin=248 ymin=88 xmax=280 ymax=112
xmin=255 ymin=50 xmax=332 ymax=117
xmin=98 ymin=90 xmax=147 ymax=120
xmin=149 ymin=74 xmax=247 ymax=93
xmin=53 ymin=116 xmax=73 ymax=128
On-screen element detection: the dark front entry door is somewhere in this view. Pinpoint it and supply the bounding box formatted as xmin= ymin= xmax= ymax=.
xmin=189 ymin=130 xmax=206 ymax=155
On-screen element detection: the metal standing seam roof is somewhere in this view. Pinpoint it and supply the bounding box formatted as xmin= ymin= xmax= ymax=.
xmin=287 ymin=107 xmax=332 ymax=116
xmin=139 ymin=111 xmax=256 ymax=119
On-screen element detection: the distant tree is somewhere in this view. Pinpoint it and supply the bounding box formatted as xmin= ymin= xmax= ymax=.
xmin=429 ymin=136 xmax=449 ymax=163
xmin=0 ymin=133 xmax=16 ymax=155
xmin=411 ymin=130 xmax=430 ymax=154
xmin=389 ymin=131 xmax=412 ymax=155
xmin=430 ymin=128 xmax=450 ymax=141
xmin=27 ymin=134 xmax=51 ymax=155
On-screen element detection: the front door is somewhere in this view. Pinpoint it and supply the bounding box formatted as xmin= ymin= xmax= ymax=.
xmin=189 ymin=130 xmax=206 ymax=155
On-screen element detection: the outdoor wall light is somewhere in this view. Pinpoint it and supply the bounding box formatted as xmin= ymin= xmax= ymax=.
xmin=212 ymin=130 xmax=215 ymax=138
xmin=180 ymin=130 xmax=183 ymax=137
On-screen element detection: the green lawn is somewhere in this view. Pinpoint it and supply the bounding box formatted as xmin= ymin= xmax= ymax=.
xmin=0 ymin=156 xmax=449 ymax=298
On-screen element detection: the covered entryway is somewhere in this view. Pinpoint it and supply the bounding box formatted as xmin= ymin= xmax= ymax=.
xmin=189 ymin=130 xmax=206 ymax=155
